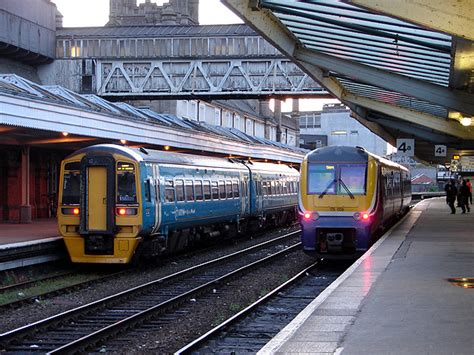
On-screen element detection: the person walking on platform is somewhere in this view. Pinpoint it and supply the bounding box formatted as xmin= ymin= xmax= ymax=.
xmin=466 ymin=179 xmax=472 ymax=204
xmin=444 ymin=179 xmax=457 ymax=214
xmin=459 ymin=180 xmax=470 ymax=214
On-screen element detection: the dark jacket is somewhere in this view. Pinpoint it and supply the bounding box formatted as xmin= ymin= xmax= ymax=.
xmin=445 ymin=183 xmax=457 ymax=202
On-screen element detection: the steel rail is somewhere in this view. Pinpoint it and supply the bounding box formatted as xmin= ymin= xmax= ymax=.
xmin=0 ymin=230 xmax=300 ymax=351
xmin=174 ymin=261 xmax=319 ymax=354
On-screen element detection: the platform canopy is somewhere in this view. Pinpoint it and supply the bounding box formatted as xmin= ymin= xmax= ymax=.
xmin=223 ymin=0 xmax=474 ymax=165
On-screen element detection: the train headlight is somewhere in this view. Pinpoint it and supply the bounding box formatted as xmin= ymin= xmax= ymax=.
xmin=116 ymin=208 xmax=138 ymax=216
xmin=354 ymin=212 xmax=370 ymax=221
xmin=303 ymin=212 xmax=319 ymax=221
xmin=62 ymin=207 xmax=80 ymax=215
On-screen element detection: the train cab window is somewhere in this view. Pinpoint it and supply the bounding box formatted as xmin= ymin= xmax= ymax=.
xmin=308 ymin=164 xmax=336 ymax=194
xmin=339 ymin=164 xmax=367 ymax=195
xmin=226 ymin=180 xmax=233 ymax=198
xmin=195 ymin=180 xmax=203 ymax=201
xmin=117 ymin=162 xmax=137 ymax=203
xmin=203 ymin=180 xmax=211 ymax=200
xmin=185 ymin=179 xmax=194 ymax=201
xmin=211 ymin=181 xmax=219 ymax=200
xmin=219 ymin=180 xmax=226 ymax=199
xmin=62 ymin=168 xmax=80 ymax=205
xmin=175 ymin=179 xmax=185 ymax=202
xmin=165 ymin=180 xmax=175 ymax=203
xmin=232 ymin=181 xmax=240 ymax=197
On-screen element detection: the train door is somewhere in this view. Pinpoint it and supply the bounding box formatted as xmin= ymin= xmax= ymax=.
xmin=79 ymin=155 xmax=115 ymax=239
xmin=152 ymin=164 xmax=161 ymax=234
xmin=241 ymin=173 xmax=249 ymax=216
xmin=255 ymin=174 xmax=263 ymax=213
xmin=88 ymin=167 xmax=107 ymax=230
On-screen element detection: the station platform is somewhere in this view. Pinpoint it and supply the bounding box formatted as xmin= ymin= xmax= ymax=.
xmin=0 ymin=219 xmax=66 ymax=272
xmin=260 ymin=197 xmax=473 ymax=354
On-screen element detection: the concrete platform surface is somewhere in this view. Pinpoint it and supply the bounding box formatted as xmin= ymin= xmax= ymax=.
xmin=0 ymin=219 xmax=60 ymax=248
xmin=259 ymin=198 xmax=474 ymax=355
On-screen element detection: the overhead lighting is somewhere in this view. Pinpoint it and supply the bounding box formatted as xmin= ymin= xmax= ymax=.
xmin=120 ymin=139 xmax=127 ymax=144
xmin=164 ymin=145 xmax=170 ymax=151
xmin=62 ymin=132 xmax=69 ymax=136
xmin=460 ymin=117 xmax=472 ymax=126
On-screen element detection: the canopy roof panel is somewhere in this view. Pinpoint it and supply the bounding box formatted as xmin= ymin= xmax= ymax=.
xmin=224 ymin=0 xmax=474 ymax=164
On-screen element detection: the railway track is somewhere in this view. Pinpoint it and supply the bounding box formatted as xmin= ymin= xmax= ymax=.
xmin=176 ymin=262 xmax=345 ymax=354
xmin=0 ymin=268 xmax=130 ymax=308
xmin=0 ymin=230 xmax=300 ymax=353
xmin=0 ymin=225 xmax=299 ymax=310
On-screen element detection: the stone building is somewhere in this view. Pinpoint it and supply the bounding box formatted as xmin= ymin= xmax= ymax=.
xmin=108 ymin=0 xmax=199 ymax=26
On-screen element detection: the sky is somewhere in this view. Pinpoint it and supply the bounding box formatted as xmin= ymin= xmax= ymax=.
xmin=51 ymin=0 xmax=339 ymax=112
xmin=51 ymin=0 xmax=243 ymax=27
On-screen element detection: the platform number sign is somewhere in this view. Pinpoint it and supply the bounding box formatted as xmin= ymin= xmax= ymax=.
xmin=434 ymin=145 xmax=447 ymax=157
xmin=396 ymin=138 xmax=414 ymax=156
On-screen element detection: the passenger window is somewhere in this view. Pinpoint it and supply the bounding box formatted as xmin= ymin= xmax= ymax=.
xmin=185 ymin=179 xmax=194 ymax=201
xmin=271 ymin=181 xmax=276 ymax=195
xmin=211 ymin=181 xmax=219 ymax=200
xmin=219 ymin=180 xmax=226 ymax=199
xmin=175 ymin=179 xmax=184 ymax=202
xmin=195 ymin=180 xmax=203 ymax=201
xmin=165 ymin=180 xmax=175 ymax=203
xmin=232 ymin=181 xmax=239 ymax=197
xmin=203 ymin=180 xmax=211 ymax=200
xmin=144 ymin=179 xmax=151 ymax=202
xmin=226 ymin=180 xmax=232 ymax=198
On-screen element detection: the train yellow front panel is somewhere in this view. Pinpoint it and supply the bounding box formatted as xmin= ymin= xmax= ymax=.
xmin=88 ymin=166 xmax=107 ymax=231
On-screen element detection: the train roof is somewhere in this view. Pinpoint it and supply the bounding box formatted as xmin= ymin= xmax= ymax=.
xmin=305 ymin=146 xmax=409 ymax=171
xmin=66 ymin=144 xmax=266 ymax=172
xmin=243 ymin=161 xmax=299 ymax=175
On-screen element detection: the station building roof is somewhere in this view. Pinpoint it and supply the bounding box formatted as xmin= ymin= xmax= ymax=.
xmin=223 ymin=0 xmax=474 ymax=164
xmin=0 ymin=74 xmax=306 ymax=163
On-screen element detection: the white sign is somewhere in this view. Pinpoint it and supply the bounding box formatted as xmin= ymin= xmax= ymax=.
xmin=460 ymin=156 xmax=474 ymax=172
xmin=396 ymin=138 xmax=415 ymax=156
xmin=434 ymin=145 xmax=447 ymax=157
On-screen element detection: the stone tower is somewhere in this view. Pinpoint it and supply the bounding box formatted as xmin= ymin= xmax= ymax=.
xmin=108 ymin=0 xmax=199 ymax=26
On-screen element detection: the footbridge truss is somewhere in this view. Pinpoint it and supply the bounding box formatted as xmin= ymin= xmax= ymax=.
xmin=97 ymin=58 xmax=325 ymax=99
xmin=55 ymin=25 xmax=329 ymax=100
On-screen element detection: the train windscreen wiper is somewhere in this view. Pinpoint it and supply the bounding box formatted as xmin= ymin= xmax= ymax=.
xmin=318 ymin=179 xmax=337 ymax=199
xmin=338 ymin=178 xmax=355 ymax=199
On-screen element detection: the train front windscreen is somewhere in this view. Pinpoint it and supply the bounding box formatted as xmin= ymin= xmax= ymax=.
xmin=307 ymin=163 xmax=367 ymax=197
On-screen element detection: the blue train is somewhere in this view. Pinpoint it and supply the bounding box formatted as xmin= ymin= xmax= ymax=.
xmin=58 ymin=144 xmax=300 ymax=263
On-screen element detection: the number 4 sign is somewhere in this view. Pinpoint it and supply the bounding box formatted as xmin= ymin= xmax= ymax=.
xmin=396 ymin=138 xmax=414 ymax=156
xmin=434 ymin=145 xmax=447 ymax=157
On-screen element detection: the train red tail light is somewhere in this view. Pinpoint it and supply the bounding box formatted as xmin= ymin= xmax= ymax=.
xmin=362 ymin=213 xmax=369 ymax=220
xmin=304 ymin=212 xmax=312 ymax=220
xmin=116 ymin=208 xmax=138 ymax=216
xmin=62 ymin=207 xmax=80 ymax=215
